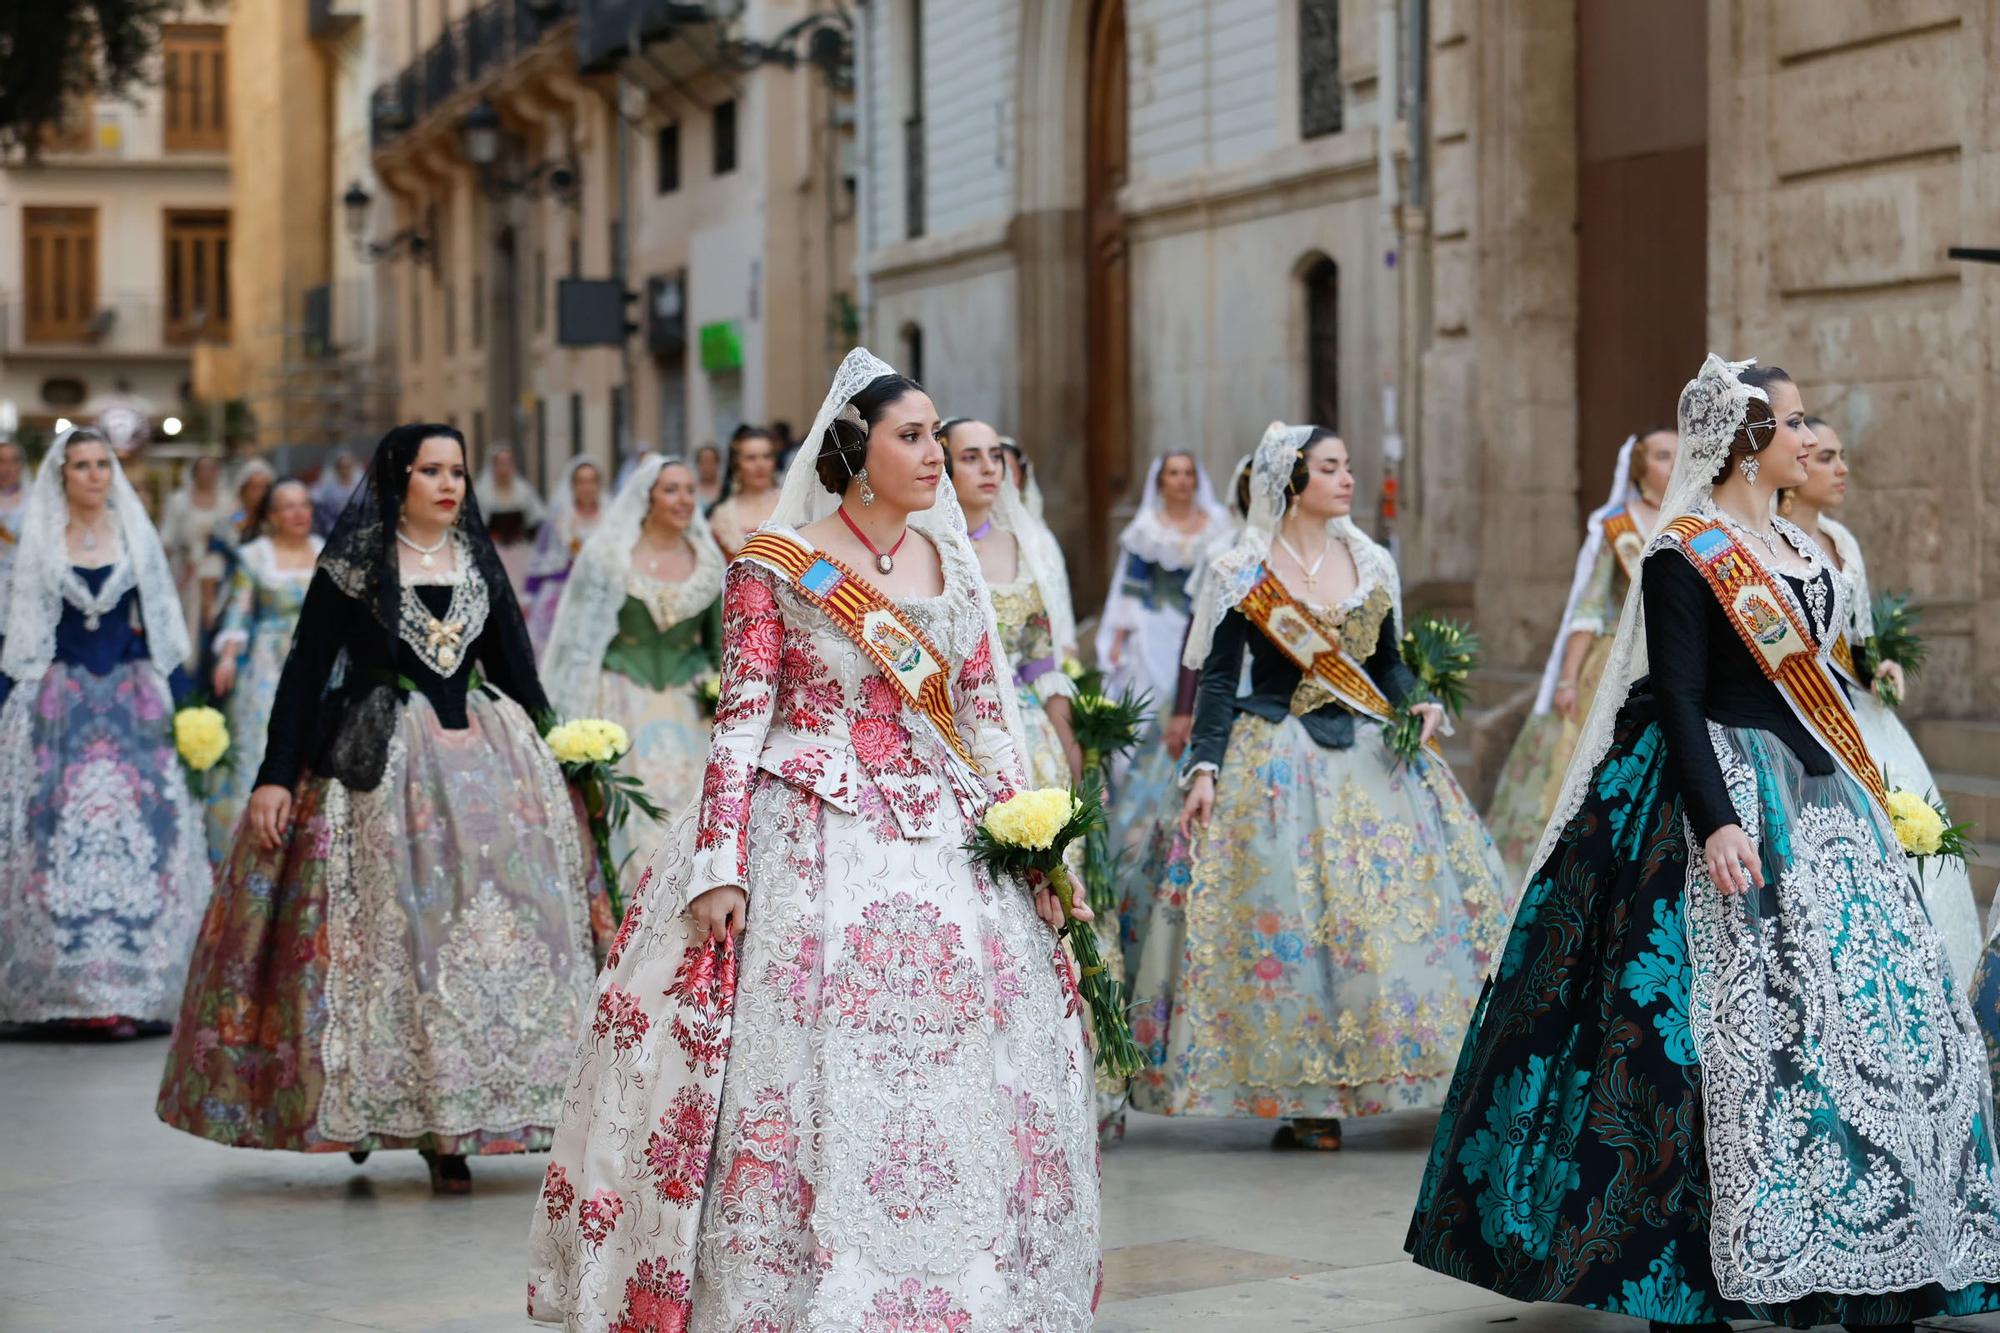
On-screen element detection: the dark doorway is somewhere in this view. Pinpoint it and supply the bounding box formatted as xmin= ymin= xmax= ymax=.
xmin=1083 ymin=0 xmax=1129 ymax=600
xmin=1304 ymin=255 xmax=1339 ymax=430
xmin=1575 ymin=0 xmax=1706 ymax=518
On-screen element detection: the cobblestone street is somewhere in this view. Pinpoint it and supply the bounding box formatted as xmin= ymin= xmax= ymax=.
xmin=4 ymin=1038 xmax=1998 ymax=1332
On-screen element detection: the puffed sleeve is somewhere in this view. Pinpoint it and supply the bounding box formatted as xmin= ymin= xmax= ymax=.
xmin=1641 ymin=551 xmax=1737 ymax=842
xmin=955 ymin=615 xmax=1027 ymax=805
xmin=685 ymin=561 xmax=783 ymax=900
xmin=1361 ymin=608 xmax=1419 ymax=707
xmin=210 ymin=558 xmax=257 ymax=662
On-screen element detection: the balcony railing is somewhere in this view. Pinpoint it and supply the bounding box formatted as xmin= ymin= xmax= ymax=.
xmin=0 ymin=293 xmax=228 ymax=359
xmin=369 ymin=0 xmax=579 ymax=151
xmin=576 ymin=0 xmax=720 ymax=73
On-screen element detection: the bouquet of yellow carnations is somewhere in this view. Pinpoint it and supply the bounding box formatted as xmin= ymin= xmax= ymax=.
xmin=546 ymin=718 xmax=664 ymax=920
xmin=1886 ymin=784 xmax=1975 ymax=883
xmin=966 ymin=783 xmax=1145 ymax=1077
xmin=172 ymin=705 xmax=231 ymax=797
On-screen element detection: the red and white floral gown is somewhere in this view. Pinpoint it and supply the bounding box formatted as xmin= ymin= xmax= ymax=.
xmin=528 ymin=526 xmax=1101 ymax=1333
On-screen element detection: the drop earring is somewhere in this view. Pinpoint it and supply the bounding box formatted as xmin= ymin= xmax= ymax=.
xmin=857 ymin=468 xmax=876 ymax=507
xmin=1740 ymin=454 xmax=1760 ymax=485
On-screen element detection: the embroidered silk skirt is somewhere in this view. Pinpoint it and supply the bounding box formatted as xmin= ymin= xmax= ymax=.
xmin=1107 ymin=727 xmax=1182 ymax=978
xmin=157 ymin=690 xmax=608 ymax=1154
xmin=0 ymin=661 xmax=209 ymax=1024
xmin=527 ymin=771 xmax=1101 ymax=1332
xmin=1128 ymin=712 xmax=1514 ymax=1120
xmin=1484 ymin=633 xmax=1617 ymax=883
xmin=1407 ymin=716 xmax=2000 ymax=1324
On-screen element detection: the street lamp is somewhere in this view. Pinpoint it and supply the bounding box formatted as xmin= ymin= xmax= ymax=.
xmin=461 ymin=99 xmax=503 ymax=168
xmin=342 ymin=180 xmax=435 ymax=268
xmin=162 ymin=416 xmax=183 ymax=437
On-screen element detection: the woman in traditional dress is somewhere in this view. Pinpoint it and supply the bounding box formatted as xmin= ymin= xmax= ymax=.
xmin=1406 ymin=358 xmax=2000 ymax=1331
xmin=311 ymin=451 xmax=363 ymax=535
xmin=541 ymin=455 xmax=722 ymax=899
xmin=692 ymin=442 xmax=724 ymax=509
xmin=202 ymin=477 xmax=322 ymax=861
xmin=1111 ymin=455 xmax=1249 ymax=972
xmin=1485 ymin=428 xmax=1677 ymax=880
xmin=523 ymin=456 xmax=606 ymax=653
xmin=0 ymin=440 xmax=30 ymax=632
xmin=1129 ymin=423 xmax=1513 ymax=1150
xmin=1781 ymin=416 xmax=1983 ymax=985
xmin=0 ymin=428 xmax=208 ymax=1035
xmin=526 ymin=349 xmax=1099 ymax=1331
xmin=157 ymin=423 xmax=603 ymax=1195
xmin=704 ymin=426 xmax=780 ymax=558
xmin=159 ymin=452 xmax=229 ymax=648
xmin=477 ymin=444 xmax=545 ymax=595
xmin=1095 ymin=452 xmax=1235 ymax=718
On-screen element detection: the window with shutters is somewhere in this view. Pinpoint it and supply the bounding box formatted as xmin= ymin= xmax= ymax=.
xmin=48 ymin=95 xmax=96 ymax=153
xmin=163 ymin=24 xmax=228 ymax=152
xmin=164 ymin=210 xmax=231 ymax=343
xmin=712 ymin=100 xmax=737 ymax=176
xmin=1299 ymin=0 xmax=1342 ymax=140
xmin=23 ymin=207 xmax=100 ymax=343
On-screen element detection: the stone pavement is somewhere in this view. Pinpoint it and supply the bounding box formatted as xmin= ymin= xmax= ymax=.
xmin=3 ymin=1037 xmax=1997 ymax=1332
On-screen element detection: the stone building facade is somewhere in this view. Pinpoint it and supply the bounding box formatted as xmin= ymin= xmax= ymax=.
xmin=857 ymin=0 xmax=2000 ymax=745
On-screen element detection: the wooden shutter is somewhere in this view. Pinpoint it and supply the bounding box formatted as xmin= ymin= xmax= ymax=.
xmin=164 ymin=209 xmax=231 ymax=343
xmin=163 ymin=24 xmax=227 ymax=152
xmin=23 ymin=207 xmax=99 ymax=343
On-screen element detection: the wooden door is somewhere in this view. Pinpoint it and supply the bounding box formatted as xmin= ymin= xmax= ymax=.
xmin=1083 ymin=0 xmax=1129 ymax=601
xmin=23 ymin=206 xmax=99 ymax=342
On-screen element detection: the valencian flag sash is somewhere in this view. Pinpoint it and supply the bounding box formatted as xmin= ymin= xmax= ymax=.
xmin=1601 ymin=505 xmax=1645 ymax=583
xmin=1237 ymin=568 xmax=1443 ymax=760
xmin=736 ymin=529 xmax=977 ymax=771
xmin=1661 ymin=515 xmax=1887 ymax=811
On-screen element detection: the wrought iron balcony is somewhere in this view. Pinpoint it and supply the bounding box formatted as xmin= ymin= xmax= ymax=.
xmin=369 ymin=0 xmax=579 ymax=152
xmin=577 ymin=0 xmax=721 ymax=73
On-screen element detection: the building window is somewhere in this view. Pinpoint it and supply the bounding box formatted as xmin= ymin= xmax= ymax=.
xmin=569 ymin=391 xmax=584 ymax=458
xmin=904 ymin=1 xmax=925 ymax=239
xmin=1298 ymin=0 xmax=1342 ymax=140
xmin=533 ymin=249 xmax=546 ymax=331
xmin=23 ymin=206 xmax=99 ymax=343
xmin=164 ymin=209 xmax=231 ymax=343
xmin=611 ymin=383 xmax=627 ymax=461
xmin=444 ymin=281 xmax=456 ymax=355
xmin=656 ymin=123 xmax=680 ymax=194
xmin=536 ymin=396 xmax=549 ymax=475
xmin=163 ymin=24 xmax=227 ymax=152
xmin=1303 ymin=255 xmax=1339 ymax=429
xmin=712 ymin=99 xmax=737 ymax=176
xmin=471 ymin=270 xmax=484 ymax=349
xmin=900 ymin=322 xmax=924 ymax=387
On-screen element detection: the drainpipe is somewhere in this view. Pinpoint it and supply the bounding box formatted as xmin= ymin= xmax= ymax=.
xmin=852 ymin=1 xmax=874 ymax=339
xmin=1399 ymin=0 xmax=1429 ymax=564
xmin=1375 ymin=0 xmax=1404 ymax=557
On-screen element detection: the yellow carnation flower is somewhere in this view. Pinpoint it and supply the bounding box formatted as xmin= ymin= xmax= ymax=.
xmin=1886 ymin=788 xmax=1946 ymax=857
xmin=548 ymin=718 xmax=632 ymax=765
xmin=982 ymin=787 xmax=1078 ymax=851
xmin=1060 ymin=656 xmax=1086 ymax=680
xmin=173 ymin=706 xmax=230 ymax=772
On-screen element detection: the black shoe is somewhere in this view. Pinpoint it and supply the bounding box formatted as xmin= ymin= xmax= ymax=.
xmin=346 ymin=1150 xmax=371 ymax=1165
xmin=420 ymin=1150 xmax=472 ymax=1196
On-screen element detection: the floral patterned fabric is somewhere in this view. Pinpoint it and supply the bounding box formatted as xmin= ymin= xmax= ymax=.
xmin=527 ymin=529 xmax=1100 ymax=1332
xmin=1128 ymin=708 xmax=1512 ymax=1120
xmin=0 ymin=657 xmax=208 ymax=1023
xmin=157 ymin=690 xmax=607 ymax=1153
xmin=205 ymin=538 xmax=317 ymax=860
xmin=1407 ymin=715 xmax=2000 ymax=1323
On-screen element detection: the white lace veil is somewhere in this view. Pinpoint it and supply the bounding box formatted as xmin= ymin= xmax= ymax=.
xmin=541 ymin=454 xmax=723 ymax=720
xmin=1112 ymin=453 xmax=1231 ymax=568
xmin=1817 ymin=516 xmax=1875 ymax=640
xmin=529 ymin=455 xmax=608 ymax=583
xmin=1 ymin=427 xmax=191 ymax=685
xmin=1529 ymin=435 xmax=1639 ymax=715
xmin=1182 ymin=423 xmax=1401 ymax=670
xmin=991 ymin=447 xmax=1079 ymax=660
xmin=1523 ymin=354 xmax=1771 ymax=880
xmin=768 ymin=347 xmax=1031 ymax=772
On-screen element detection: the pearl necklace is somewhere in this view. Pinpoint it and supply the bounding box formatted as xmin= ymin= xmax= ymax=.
xmin=396 ymin=525 xmax=450 ymax=571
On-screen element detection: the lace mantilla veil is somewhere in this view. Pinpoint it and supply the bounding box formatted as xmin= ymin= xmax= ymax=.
xmin=991 ymin=453 xmax=1080 ymax=667
xmin=1182 ymin=421 xmax=1401 ymax=672
xmin=764 ymin=347 xmax=1032 ymax=770
xmin=541 ymin=454 xmax=724 ymax=720
xmin=0 ymin=427 xmax=190 ymax=685
xmin=1523 ymin=354 xmax=1771 ymax=881
xmin=1529 ymin=434 xmax=1639 ymax=715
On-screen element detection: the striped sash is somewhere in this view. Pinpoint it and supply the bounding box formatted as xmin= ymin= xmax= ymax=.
xmin=735 ymin=530 xmax=976 ymax=770
xmin=1237 ymin=569 xmax=1442 ymax=759
xmin=1601 ymin=506 xmax=1644 ymax=582
xmin=1662 ymin=515 xmax=1886 ymax=811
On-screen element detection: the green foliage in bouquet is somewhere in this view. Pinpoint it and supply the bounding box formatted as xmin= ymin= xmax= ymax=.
xmin=1858 ymin=591 xmax=1927 ymax=709
xmin=1385 ymin=613 xmax=1482 ymax=767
